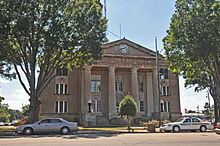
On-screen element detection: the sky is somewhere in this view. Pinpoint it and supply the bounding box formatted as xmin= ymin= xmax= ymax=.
xmin=0 ymin=0 xmax=213 ymax=112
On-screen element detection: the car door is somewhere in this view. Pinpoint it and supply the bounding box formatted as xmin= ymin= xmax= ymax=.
xmin=191 ymin=118 xmax=202 ymax=130
xmin=49 ymin=119 xmax=63 ymax=133
xmin=180 ymin=118 xmax=193 ymax=130
xmin=34 ymin=119 xmax=51 ymax=133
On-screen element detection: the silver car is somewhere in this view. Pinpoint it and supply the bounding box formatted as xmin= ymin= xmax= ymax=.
xmin=16 ymin=118 xmax=79 ymax=135
xmin=160 ymin=117 xmax=213 ymax=132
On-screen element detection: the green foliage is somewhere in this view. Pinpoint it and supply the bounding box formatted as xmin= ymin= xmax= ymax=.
xmin=119 ymin=94 xmax=137 ymax=118
xmin=9 ymin=109 xmax=23 ymax=121
xmin=0 ymin=114 xmax=10 ymax=122
xmin=0 ymin=0 xmax=107 ymax=123
xmin=0 ymin=96 xmax=10 ymax=122
xmin=162 ymin=120 xmax=171 ymax=124
xmin=163 ymin=0 xmax=220 ymax=120
xmin=119 ymin=94 xmax=137 ymax=132
xmin=21 ymin=104 xmax=30 ymax=117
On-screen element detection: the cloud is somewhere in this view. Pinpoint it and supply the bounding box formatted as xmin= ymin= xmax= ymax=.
xmin=0 ymin=78 xmax=11 ymax=84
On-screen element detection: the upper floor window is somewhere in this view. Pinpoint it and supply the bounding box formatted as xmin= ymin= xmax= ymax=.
xmin=138 ymin=76 xmax=143 ymax=92
xmin=91 ymin=81 xmax=101 ymax=92
xmin=55 ymin=100 xmax=68 ymax=113
xmin=161 ymin=86 xmax=169 ymax=96
xmin=115 ymin=76 xmax=123 ymax=92
xmin=160 ymin=68 xmax=168 ymax=79
xmin=56 ymin=83 xmax=68 ymax=94
xmin=56 ymin=68 xmax=68 ymax=76
xmin=91 ymin=75 xmax=101 ymax=92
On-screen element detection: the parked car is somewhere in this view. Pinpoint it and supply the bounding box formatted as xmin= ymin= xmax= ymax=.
xmin=0 ymin=122 xmax=4 ymax=126
xmin=16 ymin=118 xmax=79 ymax=135
xmin=215 ymin=122 xmax=220 ymax=135
xmin=3 ymin=123 xmax=11 ymax=126
xmin=160 ymin=117 xmax=213 ymax=132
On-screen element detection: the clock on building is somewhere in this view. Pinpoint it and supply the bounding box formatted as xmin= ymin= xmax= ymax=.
xmin=119 ymin=44 xmax=128 ymax=54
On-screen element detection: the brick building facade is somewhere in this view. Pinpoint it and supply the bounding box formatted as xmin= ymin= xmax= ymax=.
xmin=40 ymin=38 xmax=181 ymax=126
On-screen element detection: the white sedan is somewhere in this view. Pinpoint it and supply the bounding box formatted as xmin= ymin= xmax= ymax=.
xmin=160 ymin=117 xmax=213 ymax=132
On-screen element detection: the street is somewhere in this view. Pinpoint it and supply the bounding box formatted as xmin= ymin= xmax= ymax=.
xmin=0 ymin=132 xmax=219 ymax=146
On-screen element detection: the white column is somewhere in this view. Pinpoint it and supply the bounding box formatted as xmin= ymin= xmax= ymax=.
xmin=84 ymin=65 xmax=91 ymax=113
xmin=147 ymin=72 xmax=154 ymax=116
xmin=131 ymin=67 xmax=139 ymax=110
xmin=108 ymin=66 xmax=116 ymax=118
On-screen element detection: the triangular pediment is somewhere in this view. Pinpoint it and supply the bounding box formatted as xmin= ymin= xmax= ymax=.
xmin=102 ymin=38 xmax=156 ymax=58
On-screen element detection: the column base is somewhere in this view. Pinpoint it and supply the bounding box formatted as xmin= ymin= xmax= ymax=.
xmin=83 ymin=113 xmax=96 ymax=127
xmin=109 ymin=112 xmax=118 ymax=120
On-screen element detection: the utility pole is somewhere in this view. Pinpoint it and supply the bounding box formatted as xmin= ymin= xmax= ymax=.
xmin=104 ymin=0 xmax=106 ymax=18
xmin=155 ymin=37 xmax=161 ymax=125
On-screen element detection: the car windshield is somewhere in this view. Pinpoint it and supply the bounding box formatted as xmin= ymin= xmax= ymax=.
xmin=175 ymin=118 xmax=184 ymax=122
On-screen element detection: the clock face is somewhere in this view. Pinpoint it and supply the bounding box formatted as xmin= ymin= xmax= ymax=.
xmin=119 ymin=44 xmax=128 ymax=54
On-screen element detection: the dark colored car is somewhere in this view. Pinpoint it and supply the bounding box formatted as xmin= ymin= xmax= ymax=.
xmin=215 ymin=122 xmax=220 ymax=135
xmin=16 ymin=118 xmax=79 ymax=135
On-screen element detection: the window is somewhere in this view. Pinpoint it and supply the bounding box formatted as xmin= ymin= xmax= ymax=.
xmin=56 ymin=68 xmax=68 ymax=76
xmin=192 ymin=118 xmax=201 ymax=123
xmin=55 ymin=101 xmax=68 ymax=113
xmin=115 ymin=76 xmax=123 ymax=92
xmin=92 ymin=100 xmax=101 ymax=113
xmin=160 ymin=68 xmax=168 ymax=79
xmin=140 ymin=101 xmax=144 ymax=112
xmin=161 ymin=86 xmax=169 ymax=96
xmin=40 ymin=119 xmax=50 ymax=124
xmin=161 ymin=101 xmax=170 ymax=112
xmin=138 ymin=76 xmax=144 ymax=92
xmin=115 ymin=82 xmax=123 ymax=92
xmin=184 ymin=118 xmax=191 ymax=123
xmin=56 ymin=83 xmax=68 ymax=94
xmin=50 ymin=119 xmax=62 ymax=123
xmin=91 ymin=81 xmax=101 ymax=92
xmin=91 ymin=75 xmax=101 ymax=92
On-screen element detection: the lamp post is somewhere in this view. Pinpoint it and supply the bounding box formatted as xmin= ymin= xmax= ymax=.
xmin=88 ymin=99 xmax=92 ymax=113
xmin=155 ymin=37 xmax=161 ymax=125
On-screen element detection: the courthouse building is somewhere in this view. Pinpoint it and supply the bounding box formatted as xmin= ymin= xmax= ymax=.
xmin=40 ymin=38 xmax=181 ymax=126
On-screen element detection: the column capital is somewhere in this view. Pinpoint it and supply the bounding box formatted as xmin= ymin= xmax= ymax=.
xmin=108 ymin=65 xmax=115 ymax=70
xmin=131 ymin=67 xmax=138 ymax=73
xmin=83 ymin=65 xmax=92 ymax=71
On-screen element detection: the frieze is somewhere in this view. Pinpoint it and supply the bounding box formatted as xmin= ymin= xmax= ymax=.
xmin=55 ymin=76 xmax=68 ymax=83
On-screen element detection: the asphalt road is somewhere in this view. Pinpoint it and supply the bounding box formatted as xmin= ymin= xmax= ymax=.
xmin=0 ymin=132 xmax=219 ymax=146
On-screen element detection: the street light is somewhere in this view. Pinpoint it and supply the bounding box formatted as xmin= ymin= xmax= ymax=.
xmin=88 ymin=99 xmax=92 ymax=113
xmin=155 ymin=37 xmax=161 ymax=125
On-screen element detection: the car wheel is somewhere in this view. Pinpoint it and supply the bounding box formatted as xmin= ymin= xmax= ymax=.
xmin=61 ymin=127 xmax=70 ymax=135
xmin=23 ymin=128 xmax=33 ymax=135
xmin=173 ymin=126 xmax=180 ymax=133
xmin=200 ymin=126 xmax=207 ymax=132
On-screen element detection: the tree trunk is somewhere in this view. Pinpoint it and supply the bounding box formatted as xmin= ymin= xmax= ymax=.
xmin=216 ymin=82 xmax=220 ymax=122
xmin=29 ymin=94 xmax=40 ymax=123
xmin=214 ymin=100 xmax=218 ymax=125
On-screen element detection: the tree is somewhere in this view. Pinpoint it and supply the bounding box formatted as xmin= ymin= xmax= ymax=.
xmin=21 ymin=104 xmax=30 ymax=117
xmin=119 ymin=94 xmax=137 ymax=132
xmin=9 ymin=109 xmax=23 ymax=121
xmin=0 ymin=96 xmax=10 ymax=122
xmin=0 ymin=0 xmax=107 ymax=123
xmin=163 ymin=0 xmax=220 ymax=122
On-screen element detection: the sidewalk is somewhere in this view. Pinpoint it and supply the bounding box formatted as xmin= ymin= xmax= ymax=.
xmin=0 ymin=128 xmax=214 ymax=136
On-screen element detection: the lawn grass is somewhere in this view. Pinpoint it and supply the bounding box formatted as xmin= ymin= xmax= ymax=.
xmin=0 ymin=126 xmax=16 ymax=132
xmin=79 ymin=127 xmax=145 ymax=131
xmin=0 ymin=126 xmax=145 ymax=132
